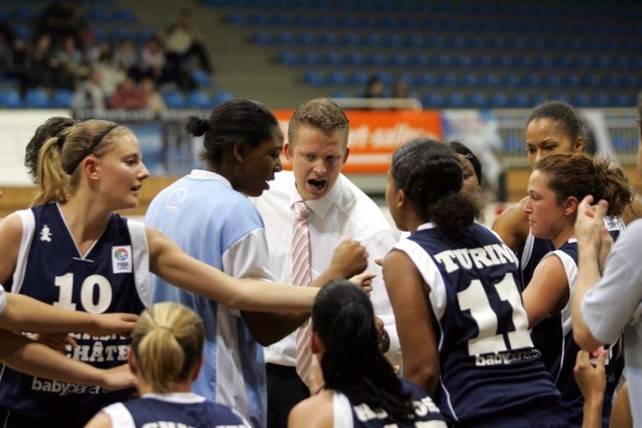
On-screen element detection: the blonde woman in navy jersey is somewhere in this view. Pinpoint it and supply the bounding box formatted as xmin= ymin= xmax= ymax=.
xmin=0 ymin=119 xmax=357 ymax=428
xmin=522 ymin=153 xmax=632 ymax=426
xmin=85 ymin=302 xmax=251 ymax=428
xmin=383 ymin=139 xmax=566 ymax=427
xmin=289 ymin=280 xmax=446 ymax=428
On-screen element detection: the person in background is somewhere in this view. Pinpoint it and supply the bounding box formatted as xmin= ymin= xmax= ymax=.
xmin=362 ymin=75 xmax=385 ymax=98
xmin=384 ymin=138 xmax=565 ymax=426
xmin=289 ymin=280 xmax=447 ymax=428
xmin=24 ymin=116 xmax=76 ymax=183
xmin=85 ymin=302 xmax=251 ymax=428
xmin=252 ymin=97 xmax=398 ymax=428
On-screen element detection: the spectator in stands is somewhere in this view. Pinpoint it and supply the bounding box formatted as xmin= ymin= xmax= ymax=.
xmin=26 ymin=33 xmax=57 ymax=90
xmin=112 ymin=39 xmax=139 ymax=77
xmin=5 ymin=36 xmax=30 ymax=96
xmin=391 ymin=78 xmax=410 ymax=98
xmin=140 ymin=76 xmax=166 ymax=116
xmin=109 ymin=75 xmax=147 ymax=110
xmin=53 ymin=35 xmax=88 ymax=89
xmin=362 ymin=75 xmax=385 ymax=98
xmin=140 ymin=37 xmax=166 ymax=85
xmin=36 ymin=0 xmax=86 ymax=49
xmin=162 ymin=9 xmax=214 ymax=76
xmin=86 ymin=40 xmax=122 ymax=96
xmin=71 ymin=67 xmax=106 ymax=110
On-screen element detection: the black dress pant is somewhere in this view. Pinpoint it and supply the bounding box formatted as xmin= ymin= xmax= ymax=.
xmin=266 ymin=363 xmax=310 ymax=428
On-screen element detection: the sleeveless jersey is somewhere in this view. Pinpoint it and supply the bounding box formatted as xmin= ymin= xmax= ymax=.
xmin=0 ymin=203 xmax=149 ymax=426
xmin=395 ymin=222 xmax=560 ymax=425
xmin=102 ymin=392 xmax=251 ymax=428
xmin=332 ymin=379 xmax=447 ymax=428
xmin=521 ymin=215 xmax=625 ymax=287
xmin=531 ymin=239 xmax=624 ymax=427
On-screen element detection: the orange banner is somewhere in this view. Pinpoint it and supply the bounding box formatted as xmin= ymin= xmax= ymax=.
xmin=273 ymin=110 xmax=443 ymax=173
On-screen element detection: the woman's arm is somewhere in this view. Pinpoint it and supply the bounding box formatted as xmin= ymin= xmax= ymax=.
xmin=491 ymin=197 xmax=530 ymax=252
xmin=83 ymin=411 xmax=113 ymax=428
xmin=147 ymin=226 xmax=318 ymax=312
xmin=0 ymin=329 xmax=135 ymax=390
xmin=0 ymin=212 xmax=24 ymax=284
xmin=383 ymin=249 xmax=440 ymax=395
xmin=2 ymin=293 xmax=137 ymax=336
xmin=522 ymin=255 xmax=570 ymax=328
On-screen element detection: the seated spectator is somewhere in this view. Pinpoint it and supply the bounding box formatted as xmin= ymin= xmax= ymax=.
xmin=391 ymin=78 xmax=411 ymax=98
xmin=112 ymin=39 xmax=139 ymax=77
xmin=140 ymin=37 xmax=166 ymax=85
xmin=362 ymin=75 xmax=385 ymax=98
xmin=159 ymin=9 xmax=211 ymax=90
xmin=140 ymin=76 xmax=166 ymax=116
xmin=71 ymin=67 xmax=106 ymax=110
xmin=53 ymin=35 xmax=88 ymax=89
xmin=26 ymin=33 xmax=57 ymax=90
xmin=86 ymin=40 xmax=122 ymax=95
xmin=109 ymin=75 xmax=147 ymax=110
xmin=36 ymin=0 xmax=86 ymax=49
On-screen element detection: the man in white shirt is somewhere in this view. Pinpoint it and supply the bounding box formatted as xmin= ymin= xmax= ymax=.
xmin=252 ymin=98 xmax=399 ymax=428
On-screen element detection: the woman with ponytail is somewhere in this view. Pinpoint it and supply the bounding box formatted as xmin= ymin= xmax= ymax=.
xmin=85 ymin=302 xmax=250 ymax=427
xmin=289 ymin=280 xmax=446 ymax=428
xmin=522 ymin=153 xmax=633 ymax=426
xmin=383 ymin=139 xmax=565 ymax=426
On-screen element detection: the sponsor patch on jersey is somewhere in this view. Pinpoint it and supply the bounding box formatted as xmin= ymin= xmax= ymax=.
xmin=112 ymin=245 xmax=132 ymax=273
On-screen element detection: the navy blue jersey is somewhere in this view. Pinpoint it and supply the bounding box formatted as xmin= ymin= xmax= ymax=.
xmin=531 ymin=240 xmax=623 ymax=427
xmin=332 ymin=379 xmax=446 ymax=427
xmin=395 ymin=222 xmax=560 ymax=425
xmin=102 ymin=393 xmax=250 ymax=428
xmin=0 ymin=204 xmax=149 ymax=426
xmin=521 ymin=215 xmax=624 ymax=288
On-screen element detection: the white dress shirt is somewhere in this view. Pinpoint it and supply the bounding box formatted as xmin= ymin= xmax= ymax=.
xmin=252 ymin=171 xmax=400 ymax=366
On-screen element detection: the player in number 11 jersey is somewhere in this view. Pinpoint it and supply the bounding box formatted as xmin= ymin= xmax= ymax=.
xmin=383 ymin=139 xmax=566 ymax=427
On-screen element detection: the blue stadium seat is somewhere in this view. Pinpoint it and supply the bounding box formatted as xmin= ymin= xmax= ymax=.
xmin=421 ymin=93 xmax=444 ymax=108
xmin=112 ymin=8 xmax=137 ymax=23
xmin=303 ymin=70 xmax=325 ymax=85
xmin=211 ymin=91 xmax=234 ymax=106
xmin=191 ymin=69 xmax=214 ymax=87
xmin=51 ymin=89 xmax=74 ymax=108
xmin=0 ymin=89 xmax=23 ymax=108
xmin=24 ymin=88 xmax=51 ymax=108
xmin=185 ymin=90 xmax=213 ymax=109
xmin=162 ymin=91 xmax=185 ymax=109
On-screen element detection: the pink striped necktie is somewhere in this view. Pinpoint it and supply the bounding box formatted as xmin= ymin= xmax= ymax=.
xmin=292 ymin=201 xmax=314 ymax=385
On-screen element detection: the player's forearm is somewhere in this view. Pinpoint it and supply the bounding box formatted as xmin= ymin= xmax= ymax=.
xmin=572 ymin=244 xmax=603 ymax=351
xmin=0 ymin=329 xmax=105 ymax=386
xmin=2 ymin=293 xmax=97 ymax=333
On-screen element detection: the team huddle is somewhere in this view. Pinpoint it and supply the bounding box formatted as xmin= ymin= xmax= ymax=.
xmin=0 ymin=98 xmax=640 ymax=428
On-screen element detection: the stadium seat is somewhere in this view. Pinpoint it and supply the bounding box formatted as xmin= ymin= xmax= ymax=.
xmin=162 ymin=91 xmax=185 ymax=109
xmin=185 ymin=90 xmax=213 ymax=109
xmin=51 ymin=89 xmax=74 ymax=108
xmin=0 ymin=89 xmax=23 ymax=108
xmin=24 ymin=88 xmax=51 ymax=108
xmin=191 ymin=69 xmax=214 ymax=88
xmin=211 ymin=91 xmax=234 ymax=106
